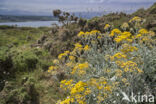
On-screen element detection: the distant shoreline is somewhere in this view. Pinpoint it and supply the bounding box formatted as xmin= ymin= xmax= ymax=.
xmin=0 ymin=21 xmax=60 ymax=27
xmin=0 ymin=20 xmax=58 ymax=23
xmin=0 ymin=15 xmax=58 ymax=23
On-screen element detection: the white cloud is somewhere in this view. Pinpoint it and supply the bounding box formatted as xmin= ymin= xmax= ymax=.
xmin=89 ymin=0 xmax=106 ymax=3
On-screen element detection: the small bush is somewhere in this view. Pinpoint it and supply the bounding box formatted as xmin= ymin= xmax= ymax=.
xmin=12 ymin=50 xmax=38 ymax=72
xmin=49 ymin=16 xmax=156 ymax=104
xmin=0 ymin=77 xmax=39 ymax=104
xmin=0 ymin=25 xmax=16 ymax=30
xmin=0 ymin=46 xmax=13 ymax=91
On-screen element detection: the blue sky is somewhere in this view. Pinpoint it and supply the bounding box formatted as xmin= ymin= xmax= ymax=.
xmin=0 ymin=0 xmax=155 ymax=15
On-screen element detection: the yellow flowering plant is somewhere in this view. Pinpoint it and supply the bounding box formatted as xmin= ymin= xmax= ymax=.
xmin=48 ymin=16 xmax=156 ymax=104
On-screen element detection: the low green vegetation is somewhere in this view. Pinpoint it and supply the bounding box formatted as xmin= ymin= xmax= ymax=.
xmin=0 ymin=26 xmax=59 ymax=103
xmin=0 ymin=26 xmax=51 ymax=46
xmin=0 ymin=3 xmax=156 ymax=104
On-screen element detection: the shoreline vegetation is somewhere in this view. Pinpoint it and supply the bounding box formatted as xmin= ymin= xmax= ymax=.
xmin=0 ymin=2 xmax=156 ymax=104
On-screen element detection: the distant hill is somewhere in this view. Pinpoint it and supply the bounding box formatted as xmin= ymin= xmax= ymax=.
xmin=132 ymin=2 xmax=156 ymax=31
xmin=82 ymin=2 xmax=156 ymax=32
xmin=0 ymin=15 xmax=58 ymax=22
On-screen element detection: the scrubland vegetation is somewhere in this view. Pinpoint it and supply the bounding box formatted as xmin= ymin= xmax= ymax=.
xmin=0 ymin=3 xmax=156 ymax=104
xmin=54 ymin=16 xmax=156 ymax=104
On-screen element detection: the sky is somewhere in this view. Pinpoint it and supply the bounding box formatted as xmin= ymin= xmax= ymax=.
xmin=0 ymin=0 xmax=155 ymax=15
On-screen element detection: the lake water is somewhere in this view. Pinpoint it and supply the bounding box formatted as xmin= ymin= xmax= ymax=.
xmin=0 ymin=21 xmax=60 ymax=27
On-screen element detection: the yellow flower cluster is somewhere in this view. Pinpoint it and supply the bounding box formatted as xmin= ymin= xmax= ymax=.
xmin=139 ymin=28 xmax=148 ymax=34
xmin=71 ymin=62 xmax=89 ymax=75
xmin=60 ymin=81 xmax=91 ymax=104
xmin=69 ymin=56 xmax=75 ymax=61
xmin=88 ymin=78 xmax=108 ymax=90
xmin=75 ymin=43 xmax=82 ymax=47
xmin=120 ymin=43 xmax=138 ymax=53
xmin=111 ymin=44 xmax=142 ymax=73
xmin=90 ymin=30 xmax=101 ymax=35
xmin=121 ymin=78 xmax=130 ymax=86
xmin=115 ymin=61 xmax=142 ymax=73
xmin=106 ymin=27 xmax=145 ymax=90
xmin=121 ymin=61 xmax=143 ymax=73
xmin=136 ymin=33 xmax=142 ymax=38
xmin=56 ymin=43 xmax=91 ymax=64
xmin=73 ymin=43 xmax=90 ymax=53
xmin=88 ymin=77 xmax=114 ymax=103
xmin=129 ymin=16 xmax=142 ymax=23
xmin=113 ymin=52 xmax=127 ymax=59
xmin=110 ymin=28 xmax=122 ymax=37
xmin=108 ymin=52 xmax=127 ymax=62
xmin=58 ymin=51 xmax=70 ymax=60
xmin=84 ymin=45 xmax=90 ymax=51
xmin=133 ymin=29 xmax=155 ymax=44
xmin=104 ymin=24 xmax=111 ymax=30
xmin=48 ymin=66 xmax=58 ymax=73
xmin=59 ymin=96 xmax=74 ymax=104
xmin=77 ymin=30 xmax=101 ymax=37
xmin=115 ymin=69 xmax=123 ymax=77
xmin=77 ymin=31 xmax=85 ymax=37
xmin=60 ymin=79 xmax=73 ymax=91
xmin=114 ymin=31 xmax=132 ymax=43
xmin=78 ymin=62 xmax=89 ymax=70
xmin=70 ymin=81 xmax=87 ymax=94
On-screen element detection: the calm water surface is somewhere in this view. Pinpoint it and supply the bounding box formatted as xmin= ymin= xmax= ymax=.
xmin=0 ymin=21 xmax=60 ymax=27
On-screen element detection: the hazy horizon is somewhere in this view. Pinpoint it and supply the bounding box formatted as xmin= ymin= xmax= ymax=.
xmin=0 ymin=0 xmax=155 ymax=16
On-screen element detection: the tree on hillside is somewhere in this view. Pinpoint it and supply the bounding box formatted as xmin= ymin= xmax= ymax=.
xmin=53 ymin=9 xmax=78 ymax=25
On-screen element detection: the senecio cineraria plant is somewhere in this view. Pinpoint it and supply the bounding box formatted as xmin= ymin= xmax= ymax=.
xmin=48 ymin=16 xmax=156 ymax=104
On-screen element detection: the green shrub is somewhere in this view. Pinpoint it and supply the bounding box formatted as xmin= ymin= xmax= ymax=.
xmin=0 ymin=25 xmax=16 ymax=30
xmin=12 ymin=50 xmax=38 ymax=72
xmin=0 ymin=76 xmax=39 ymax=104
xmin=39 ymin=60 xmax=52 ymax=71
xmin=0 ymin=46 xmax=9 ymax=62
xmin=142 ymin=48 xmax=156 ymax=94
xmin=0 ymin=46 xmax=13 ymax=91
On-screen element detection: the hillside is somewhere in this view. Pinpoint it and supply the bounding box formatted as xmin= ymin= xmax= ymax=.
xmin=0 ymin=3 xmax=156 ymax=104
